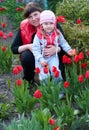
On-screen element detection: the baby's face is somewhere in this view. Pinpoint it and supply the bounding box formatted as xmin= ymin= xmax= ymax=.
xmin=42 ymin=22 xmax=55 ymax=33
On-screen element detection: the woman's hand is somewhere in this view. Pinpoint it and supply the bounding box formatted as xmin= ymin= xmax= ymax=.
xmin=42 ymin=45 xmax=61 ymax=57
xmin=18 ymin=44 xmax=33 ymax=53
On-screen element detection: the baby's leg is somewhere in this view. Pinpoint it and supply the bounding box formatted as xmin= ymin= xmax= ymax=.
xmin=35 ymin=60 xmax=50 ymax=83
xmin=48 ymin=55 xmax=63 ymax=83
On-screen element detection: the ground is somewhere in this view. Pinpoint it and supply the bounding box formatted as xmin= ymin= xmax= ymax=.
xmin=0 ymin=74 xmax=16 ymax=130
xmin=0 ymin=16 xmax=18 ymax=130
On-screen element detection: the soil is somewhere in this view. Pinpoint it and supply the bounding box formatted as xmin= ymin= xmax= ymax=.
xmin=0 ymin=73 xmax=16 ymax=130
xmin=0 ymin=16 xmax=18 ymax=130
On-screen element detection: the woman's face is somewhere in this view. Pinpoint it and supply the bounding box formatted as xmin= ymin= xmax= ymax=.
xmin=28 ymin=11 xmax=41 ymax=27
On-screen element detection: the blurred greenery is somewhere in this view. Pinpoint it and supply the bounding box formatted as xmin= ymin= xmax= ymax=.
xmin=56 ymin=0 xmax=89 ymax=23
xmin=48 ymin=0 xmax=61 ymax=12
xmin=0 ymin=0 xmax=24 ymax=29
xmin=56 ymin=0 xmax=89 ymax=51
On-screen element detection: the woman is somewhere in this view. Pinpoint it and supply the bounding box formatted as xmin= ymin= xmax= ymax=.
xmin=11 ymin=2 xmax=65 ymax=83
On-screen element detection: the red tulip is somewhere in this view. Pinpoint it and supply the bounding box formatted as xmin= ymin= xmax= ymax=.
xmin=64 ymin=81 xmax=70 ymax=88
xmin=54 ymin=126 xmax=60 ymax=130
xmin=8 ymin=32 xmax=13 ymax=37
xmin=81 ymin=63 xmax=87 ymax=69
xmin=16 ymin=79 xmax=22 ymax=86
xmin=54 ymin=70 xmax=59 ymax=78
xmin=16 ymin=65 xmax=23 ymax=72
xmin=76 ymin=18 xmax=81 ymax=24
xmin=34 ymin=89 xmax=42 ymax=98
xmin=3 ymin=33 xmax=7 ymax=39
xmin=62 ymin=55 xmax=68 ymax=64
xmin=78 ymin=52 xmax=84 ymax=60
xmin=35 ymin=67 xmax=40 ymax=74
xmin=52 ymin=66 xmax=57 ymax=72
xmin=16 ymin=7 xmax=24 ymax=11
xmin=67 ymin=57 xmax=72 ymax=64
xmin=13 ymin=67 xmax=19 ymax=75
xmin=1 ymin=46 xmax=6 ymax=51
xmin=74 ymin=55 xmax=79 ymax=63
xmin=85 ymin=70 xmax=89 ymax=79
xmin=49 ymin=118 xmax=56 ymax=125
xmin=0 ymin=30 xmax=3 ymax=38
xmin=1 ymin=22 xmax=6 ymax=28
xmin=78 ymin=75 xmax=84 ymax=83
xmin=0 ymin=7 xmax=6 ymax=11
xmin=43 ymin=67 xmax=49 ymax=74
xmin=57 ymin=15 xmax=66 ymax=23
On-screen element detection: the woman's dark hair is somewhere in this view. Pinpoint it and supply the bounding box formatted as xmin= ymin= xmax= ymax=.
xmin=23 ymin=2 xmax=42 ymax=18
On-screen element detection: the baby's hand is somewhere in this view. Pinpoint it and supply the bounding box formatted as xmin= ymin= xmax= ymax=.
xmin=68 ymin=49 xmax=77 ymax=56
xmin=40 ymin=61 xmax=48 ymax=67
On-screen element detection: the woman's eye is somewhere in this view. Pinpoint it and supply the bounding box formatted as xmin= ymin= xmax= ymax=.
xmin=29 ymin=16 xmax=32 ymax=19
xmin=34 ymin=13 xmax=38 ymax=17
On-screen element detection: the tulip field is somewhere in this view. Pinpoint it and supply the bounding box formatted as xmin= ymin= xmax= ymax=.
xmin=0 ymin=0 xmax=89 ymax=130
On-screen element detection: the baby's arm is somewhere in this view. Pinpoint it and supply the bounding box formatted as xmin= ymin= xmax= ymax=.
xmin=59 ymin=33 xmax=71 ymax=52
xmin=59 ymin=33 xmax=76 ymax=56
xmin=32 ymin=35 xmax=47 ymax=66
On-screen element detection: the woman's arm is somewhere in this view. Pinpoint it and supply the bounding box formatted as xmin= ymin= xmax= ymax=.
xmin=18 ymin=44 xmax=33 ymax=53
xmin=11 ymin=29 xmax=33 ymax=54
xmin=43 ymin=45 xmax=61 ymax=57
xmin=11 ymin=29 xmax=23 ymax=54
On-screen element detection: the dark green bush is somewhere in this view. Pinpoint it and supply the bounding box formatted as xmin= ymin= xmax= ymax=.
xmin=56 ymin=0 xmax=89 ymax=51
xmin=0 ymin=0 xmax=24 ymax=29
xmin=56 ymin=0 xmax=89 ymax=24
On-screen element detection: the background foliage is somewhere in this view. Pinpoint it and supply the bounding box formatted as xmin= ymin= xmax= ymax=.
xmin=56 ymin=0 xmax=89 ymax=51
xmin=56 ymin=0 xmax=89 ymax=23
xmin=0 ymin=0 xmax=89 ymax=129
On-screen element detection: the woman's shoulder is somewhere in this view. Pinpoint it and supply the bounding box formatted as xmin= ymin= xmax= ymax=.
xmin=21 ymin=19 xmax=28 ymax=24
xmin=20 ymin=19 xmax=32 ymax=29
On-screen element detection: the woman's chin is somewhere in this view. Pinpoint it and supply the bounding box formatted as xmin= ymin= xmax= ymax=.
xmin=32 ymin=22 xmax=39 ymax=27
